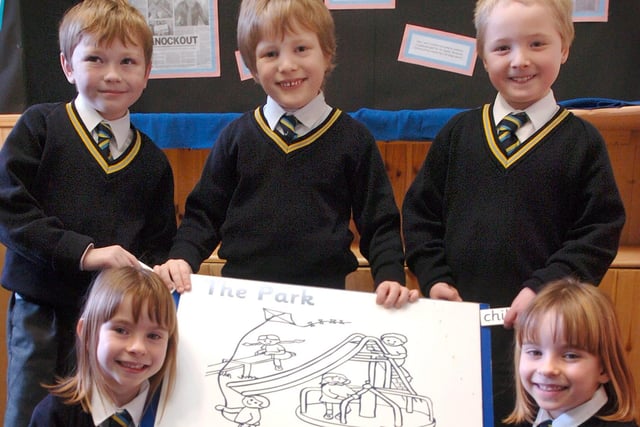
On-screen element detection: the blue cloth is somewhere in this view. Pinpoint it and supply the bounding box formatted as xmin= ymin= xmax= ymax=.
xmin=131 ymin=98 xmax=639 ymax=149
xmin=558 ymin=97 xmax=640 ymax=109
xmin=350 ymin=107 xmax=465 ymax=141
xmin=131 ymin=112 xmax=241 ymax=149
xmin=130 ymin=109 xmax=464 ymax=148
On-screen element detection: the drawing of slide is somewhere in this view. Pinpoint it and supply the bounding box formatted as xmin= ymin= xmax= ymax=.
xmin=227 ymin=333 xmax=367 ymax=395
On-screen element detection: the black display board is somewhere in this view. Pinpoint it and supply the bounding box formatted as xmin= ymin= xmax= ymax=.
xmin=3 ymin=0 xmax=639 ymax=114
xmin=0 ymin=0 xmax=26 ymax=113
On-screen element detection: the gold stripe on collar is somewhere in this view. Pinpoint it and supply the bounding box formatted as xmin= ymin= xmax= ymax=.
xmin=483 ymin=104 xmax=570 ymax=169
xmin=254 ymin=107 xmax=342 ymax=154
xmin=66 ymin=103 xmax=141 ymax=174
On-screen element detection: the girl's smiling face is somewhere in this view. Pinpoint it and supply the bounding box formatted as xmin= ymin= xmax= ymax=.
xmin=519 ymin=312 xmax=609 ymax=419
xmin=95 ymin=297 xmax=169 ymax=406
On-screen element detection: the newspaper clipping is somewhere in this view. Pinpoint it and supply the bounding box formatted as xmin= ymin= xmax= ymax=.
xmin=130 ymin=0 xmax=220 ymax=78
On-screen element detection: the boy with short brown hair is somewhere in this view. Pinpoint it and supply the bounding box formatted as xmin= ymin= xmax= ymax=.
xmin=0 ymin=1 xmax=176 ymax=425
xmin=156 ymin=0 xmax=418 ymax=308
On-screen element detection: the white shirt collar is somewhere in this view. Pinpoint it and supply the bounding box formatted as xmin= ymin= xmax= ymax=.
xmin=493 ymin=90 xmax=559 ymax=134
xmin=90 ymin=380 xmax=149 ymax=427
xmin=74 ymin=96 xmax=132 ymax=158
xmin=264 ymin=93 xmax=332 ymax=136
xmin=533 ymin=386 xmax=608 ymax=427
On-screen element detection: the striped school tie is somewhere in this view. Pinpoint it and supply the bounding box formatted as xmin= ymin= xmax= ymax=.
xmin=277 ymin=114 xmax=299 ymax=143
xmin=96 ymin=121 xmax=113 ymax=160
xmin=496 ymin=112 xmax=529 ymax=157
xmin=103 ymin=410 xmax=134 ymax=426
xmin=538 ymin=420 xmax=553 ymax=427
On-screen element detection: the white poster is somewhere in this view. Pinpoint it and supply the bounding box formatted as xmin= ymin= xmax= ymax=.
xmin=149 ymin=275 xmax=491 ymax=426
xmin=130 ymin=0 xmax=220 ymax=78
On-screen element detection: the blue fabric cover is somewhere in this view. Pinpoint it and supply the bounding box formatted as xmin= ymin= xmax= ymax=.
xmin=131 ymin=98 xmax=639 ymax=149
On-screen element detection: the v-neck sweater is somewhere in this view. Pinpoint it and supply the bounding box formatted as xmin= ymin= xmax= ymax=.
xmin=403 ymin=104 xmax=625 ymax=304
xmin=170 ymin=107 xmax=405 ymax=288
xmin=0 ymin=102 xmax=176 ymax=308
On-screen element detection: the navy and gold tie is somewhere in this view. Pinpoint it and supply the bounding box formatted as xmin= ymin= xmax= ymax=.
xmin=538 ymin=420 xmax=553 ymax=427
xmin=496 ymin=112 xmax=529 ymax=157
xmin=277 ymin=114 xmax=299 ymax=143
xmin=96 ymin=121 xmax=114 ymax=160
xmin=103 ymin=410 xmax=134 ymax=427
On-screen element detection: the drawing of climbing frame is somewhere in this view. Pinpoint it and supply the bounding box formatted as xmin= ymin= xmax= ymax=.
xmin=152 ymin=275 xmax=490 ymax=426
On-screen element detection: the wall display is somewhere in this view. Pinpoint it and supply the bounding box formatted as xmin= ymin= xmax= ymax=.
xmin=325 ymin=0 xmax=395 ymax=9
xmin=1 ymin=1 xmax=638 ymax=114
xmin=0 ymin=0 xmax=25 ymax=113
xmin=398 ymin=25 xmax=477 ymax=76
xmin=0 ymin=0 xmax=5 ymax=30
xmin=131 ymin=0 xmax=220 ymax=78
xmin=572 ymin=0 xmax=609 ymax=22
xmin=145 ymin=275 xmax=493 ymax=427
xmin=235 ymin=51 xmax=253 ymax=81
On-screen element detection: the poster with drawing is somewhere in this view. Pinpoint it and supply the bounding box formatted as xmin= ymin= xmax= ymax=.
xmin=151 ymin=275 xmax=491 ymax=426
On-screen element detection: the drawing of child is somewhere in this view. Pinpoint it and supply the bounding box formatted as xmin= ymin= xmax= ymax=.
xmin=215 ymin=395 xmax=270 ymax=427
xmin=250 ymin=334 xmax=301 ymax=371
xmin=381 ymin=333 xmax=412 ymax=382
xmin=320 ymin=372 xmax=355 ymax=420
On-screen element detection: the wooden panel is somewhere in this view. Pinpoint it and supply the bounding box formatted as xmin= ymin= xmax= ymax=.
xmin=598 ymin=268 xmax=617 ymax=295
xmin=381 ymin=141 xmax=410 ymax=208
xmin=572 ymin=106 xmax=640 ymax=131
xmin=599 ymin=129 xmax=638 ymax=245
xmin=406 ymin=141 xmax=431 ymax=194
xmin=599 ymin=268 xmax=640 ymax=412
xmin=0 ymin=117 xmax=15 ymax=422
xmin=164 ymin=149 xmax=209 ymax=222
xmin=0 ymin=115 xmax=20 ymax=148
xmin=613 ymin=270 xmax=640 ymax=412
xmin=627 ymin=130 xmax=640 ymax=244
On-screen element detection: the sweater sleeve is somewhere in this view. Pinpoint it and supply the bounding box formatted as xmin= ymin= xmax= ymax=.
xmin=28 ymin=394 xmax=92 ymax=427
xmin=350 ymin=124 xmax=406 ymax=286
xmin=0 ymin=105 xmax=93 ymax=273
xmin=522 ymin=117 xmax=625 ymax=291
xmin=402 ymin=116 xmax=459 ymax=295
xmin=168 ymin=124 xmax=237 ymax=271
xmin=138 ymin=143 xmax=178 ymax=266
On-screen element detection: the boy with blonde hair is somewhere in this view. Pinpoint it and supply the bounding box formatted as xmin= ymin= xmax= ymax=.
xmin=156 ymin=0 xmax=419 ymax=308
xmin=402 ymin=0 xmax=625 ymax=425
xmin=0 ymin=1 xmax=176 ymax=425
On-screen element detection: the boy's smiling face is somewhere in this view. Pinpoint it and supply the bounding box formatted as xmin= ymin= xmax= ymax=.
xmin=253 ymin=24 xmax=331 ymax=111
xmin=61 ymin=34 xmax=151 ymax=121
xmin=481 ymin=1 xmax=569 ymax=110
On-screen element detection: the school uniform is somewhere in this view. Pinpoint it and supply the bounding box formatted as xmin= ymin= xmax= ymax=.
xmin=0 ymin=99 xmax=176 ymax=427
xmin=29 ymin=381 xmax=148 ymax=426
xmin=531 ymin=387 xmax=639 ymax=427
xmin=402 ymin=92 xmax=625 ymax=426
xmin=170 ymin=93 xmax=405 ymax=288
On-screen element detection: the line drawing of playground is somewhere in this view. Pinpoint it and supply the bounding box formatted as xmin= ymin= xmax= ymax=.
xmin=206 ymin=308 xmax=437 ymax=427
